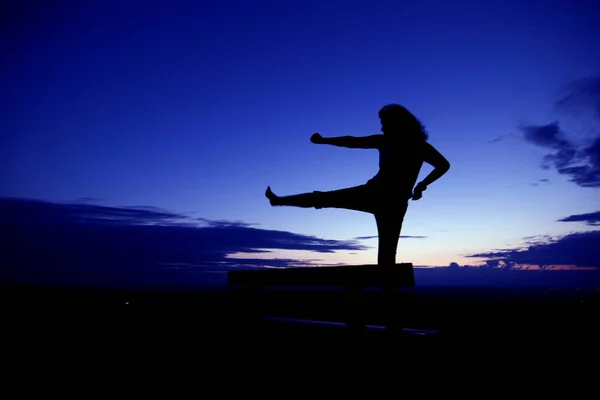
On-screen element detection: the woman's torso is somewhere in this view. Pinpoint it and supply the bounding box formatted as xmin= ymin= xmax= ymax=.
xmin=367 ymin=137 xmax=425 ymax=198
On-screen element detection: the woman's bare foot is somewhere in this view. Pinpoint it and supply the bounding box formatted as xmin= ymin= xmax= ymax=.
xmin=265 ymin=186 xmax=280 ymax=206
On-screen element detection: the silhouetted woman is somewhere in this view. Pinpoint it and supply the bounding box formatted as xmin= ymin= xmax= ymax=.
xmin=265 ymin=104 xmax=450 ymax=267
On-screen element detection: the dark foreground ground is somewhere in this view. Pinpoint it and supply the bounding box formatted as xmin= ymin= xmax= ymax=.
xmin=2 ymin=283 xmax=599 ymax=389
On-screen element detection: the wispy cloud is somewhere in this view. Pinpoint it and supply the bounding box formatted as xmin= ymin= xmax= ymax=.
xmin=557 ymin=210 xmax=600 ymax=226
xmin=488 ymin=133 xmax=519 ymax=144
xmin=531 ymin=178 xmax=551 ymax=187
xmin=76 ymin=197 xmax=102 ymax=203
xmin=488 ymin=136 xmax=505 ymax=144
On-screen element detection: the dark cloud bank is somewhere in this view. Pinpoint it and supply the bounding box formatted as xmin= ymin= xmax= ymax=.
xmin=518 ymin=75 xmax=600 ymax=188
xmin=1 ymin=197 xmax=599 ymax=290
xmin=1 ymin=197 xmax=367 ymax=287
xmin=466 ymin=229 xmax=600 ymax=269
xmin=461 ymin=209 xmax=600 ymax=275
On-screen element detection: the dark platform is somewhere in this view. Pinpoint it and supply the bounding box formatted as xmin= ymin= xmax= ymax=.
xmin=228 ymin=263 xmax=415 ymax=287
xmin=228 ymin=263 xmax=416 ymax=330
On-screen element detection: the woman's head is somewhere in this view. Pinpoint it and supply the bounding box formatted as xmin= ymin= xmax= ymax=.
xmin=378 ymin=104 xmax=428 ymax=141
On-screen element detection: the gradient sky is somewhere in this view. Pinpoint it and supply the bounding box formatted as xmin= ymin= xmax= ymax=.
xmin=2 ymin=0 xmax=600 ymax=272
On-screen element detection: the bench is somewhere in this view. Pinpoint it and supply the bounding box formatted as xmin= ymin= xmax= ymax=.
xmin=227 ymin=263 xmax=415 ymax=333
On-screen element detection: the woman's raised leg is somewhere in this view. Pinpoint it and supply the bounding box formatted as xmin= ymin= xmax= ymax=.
xmin=265 ymin=185 xmax=373 ymax=213
xmin=265 ymin=186 xmax=315 ymax=207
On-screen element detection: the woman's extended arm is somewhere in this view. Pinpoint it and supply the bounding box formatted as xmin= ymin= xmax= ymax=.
xmin=311 ymin=133 xmax=382 ymax=149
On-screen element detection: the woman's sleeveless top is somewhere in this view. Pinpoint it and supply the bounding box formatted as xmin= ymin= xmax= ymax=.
xmin=367 ymin=139 xmax=425 ymax=199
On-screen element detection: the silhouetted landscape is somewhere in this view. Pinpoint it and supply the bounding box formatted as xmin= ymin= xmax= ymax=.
xmin=3 ymin=195 xmax=600 ymax=364
xmin=4 ymin=278 xmax=599 ymax=363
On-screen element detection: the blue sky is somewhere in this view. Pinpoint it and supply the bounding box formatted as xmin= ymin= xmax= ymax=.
xmin=2 ymin=0 xmax=600 ymax=279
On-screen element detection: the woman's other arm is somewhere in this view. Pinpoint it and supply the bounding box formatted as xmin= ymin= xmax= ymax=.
xmin=412 ymin=142 xmax=450 ymax=200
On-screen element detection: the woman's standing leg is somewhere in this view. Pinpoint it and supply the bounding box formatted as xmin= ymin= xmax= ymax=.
xmin=374 ymin=203 xmax=409 ymax=333
xmin=374 ymin=207 xmax=408 ymax=267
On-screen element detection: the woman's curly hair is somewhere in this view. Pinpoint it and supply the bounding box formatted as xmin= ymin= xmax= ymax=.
xmin=378 ymin=104 xmax=429 ymax=141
